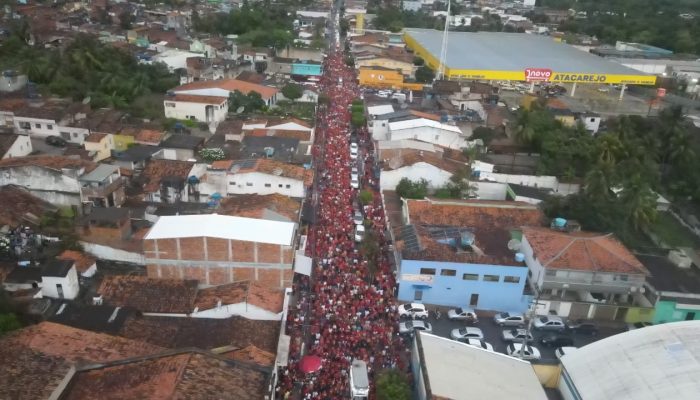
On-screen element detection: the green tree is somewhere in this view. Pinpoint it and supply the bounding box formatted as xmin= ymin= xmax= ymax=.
xmin=0 ymin=313 xmax=22 ymax=335
xmin=281 ymin=83 xmax=303 ymax=101
xmin=414 ymin=65 xmax=435 ymax=83
xmin=359 ymin=189 xmax=374 ymax=205
xmin=376 ymin=370 xmax=411 ymax=400
xmin=396 ymin=178 xmax=428 ymax=199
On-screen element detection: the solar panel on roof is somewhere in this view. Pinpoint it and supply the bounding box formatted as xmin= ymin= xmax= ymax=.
xmin=400 ymin=225 xmax=421 ymax=252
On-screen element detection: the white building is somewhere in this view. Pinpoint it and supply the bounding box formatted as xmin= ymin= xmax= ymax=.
xmin=225 ymin=159 xmax=312 ymax=198
xmin=412 ymin=332 xmax=547 ymax=400
xmin=0 ymin=134 xmax=32 ymax=159
xmin=169 ymin=79 xmax=280 ymax=108
xmin=577 ymin=113 xmax=602 ymax=134
xmin=559 ymin=321 xmax=700 ymax=400
xmin=151 ymin=49 xmax=203 ymax=71
xmin=41 ymin=260 xmax=80 ymax=300
xmin=9 ymin=108 xmax=90 ymax=144
xmin=388 ymin=119 xmax=469 ymax=149
xmin=164 ymin=94 xmax=229 ymax=124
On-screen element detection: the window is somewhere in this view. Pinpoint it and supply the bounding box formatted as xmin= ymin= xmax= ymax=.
xmin=47 ymin=124 xmax=53 ymax=130
xmin=229 ymin=182 xmax=236 ymax=185
xmin=19 ymin=121 xmax=30 ymax=129
xmin=285 ymin=184 xmax=291 ymax=189
xmin=545 ymin=269 xmax=556 ymax=277
xmin=483 ymin=275 xmax=500 ymax=282
xmin=246 ymin=182 xmax=253 ymax=187
xmin=419 ymin=268 xmax=436 ymax=275
xmin=617 ymin=274 xmax=629 ymax=281
xmin=414 ymin=290 xmax=423 ymax=301
xmin=462 ymin=273 xmax=478 ymax=281
xmin=35 ymin=123 xmax=41 ymax=129
xmin=264 ymin=183 xmax=271 ymax=187
xmin=440 ymin=269 xmax=456 ymax=276
xmin=166 ymin=102 xmax=176 ymax=108
xmin=278 ymin=184 xmax=283 ymax=188
xmin=504 ymin=276 xmax=520 ymax=284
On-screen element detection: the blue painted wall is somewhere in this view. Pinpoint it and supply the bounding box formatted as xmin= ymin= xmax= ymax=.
xmin=397 ymin=259 xmax=530 ymax=313
xmin=292 ymin=63 xmax=322 ymax=76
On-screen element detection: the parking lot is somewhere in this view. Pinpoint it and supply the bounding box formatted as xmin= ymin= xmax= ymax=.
xmin=406 ymin=309 xmax=627 ymax=363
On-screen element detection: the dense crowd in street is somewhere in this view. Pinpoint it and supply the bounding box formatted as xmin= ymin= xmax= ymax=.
xmin=276 ymin=23 xmax=404 ymax=400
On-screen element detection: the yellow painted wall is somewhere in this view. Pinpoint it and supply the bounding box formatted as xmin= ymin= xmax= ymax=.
xmin=84 ymin=134 xmax=114 ymax=162
xmin=356 ymin=13 xmax=364 ymax=35
xmin=532 ymin=364 xmax=562 ymax=389
xmin=624 ymin=307 xmax=655 ymax=323
xmin=403 ymin=32 xmax=657 ymax=85
xmin=358 ymin=68 xmax=404 ymax=89
xmin=554 ymin=115 xmax=576 ymax=127
xmin=113 ymin=133 xmax=135 ymax=152
xmin=356 ymin=58 xmax=415 ymax=76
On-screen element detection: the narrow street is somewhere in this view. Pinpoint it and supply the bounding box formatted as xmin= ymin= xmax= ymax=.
xmin=276 ymin=3 xmax=405 ymax=399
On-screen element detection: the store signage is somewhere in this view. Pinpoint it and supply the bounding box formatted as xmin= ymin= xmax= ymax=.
xmin=524 ymin=68 xmax=553 ymax=81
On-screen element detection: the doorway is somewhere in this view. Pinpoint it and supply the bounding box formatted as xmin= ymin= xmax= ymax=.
xmin=56 ymin=283 xmax=64 ymax=299
xmin=686 ymin=312 xmax=696 ymax=320
xmin=469 ymin=293 xmax=479 ymax=307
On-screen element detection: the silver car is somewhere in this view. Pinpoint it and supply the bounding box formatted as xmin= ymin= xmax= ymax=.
xmin=450 ymin=327 xmax=484 ymax=341
xmin=493 ymin=312 xmax=526 ymax=327
xmin=447 ymin=307 xmax=478 ymax=323
xmin=533 ymin=316 xmax=566 ymax=331
xmin=501 ymin=328 xmax=534 ymax=342
xmin=399 ymin=320 xmax=432 ymax=335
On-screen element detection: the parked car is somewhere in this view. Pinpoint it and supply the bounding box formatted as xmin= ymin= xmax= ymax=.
xmin=627 ymin=322 xmax=653 ymax=331
xmin=450 ymin=327 xmax=484 ymax=341
xmin=447 ymin=307 xmax=478 ymax=323
xmin=506 ymin=343 xmax=541 ymax=360
xmin=566 ymin=320 xmax=599 ymax=336
xmin=461 ymin=338 xmax=494 ymax=352
xmin=533 ymin=316 xmax=566 ymax=331
xmin=350 ymin=142 xmax=359 ymax=159
xmin=353 ymin=211 xmax=363 ymax=225
xmin=493 ymin=312 xmax=525 ymax=327
xmin=555 ymin=346 xmax=578 ymax=360
xmin=397 ymin=303 xmax=429 ymax=319
xmin=354 ymin=224 xmax=365 ymax=242
xmin=45 ymin=135 xmax=67 ymax=147
xmin=399 ymin=320 xmax=432 ymax=335
xmin=350 ymin=173 xmax=359 ymax=189
xmin=540 ymin=333 xmax=574 ymax=347
xmin=501 ymin=328 xmax=534 ymax=342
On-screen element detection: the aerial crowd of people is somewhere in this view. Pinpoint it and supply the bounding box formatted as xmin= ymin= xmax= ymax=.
xmin=277 ymin=27 xmax=405 ymax=400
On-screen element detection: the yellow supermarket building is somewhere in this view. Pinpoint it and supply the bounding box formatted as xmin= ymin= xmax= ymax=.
xmin=403 ymin=29 xmax=656 ymax=86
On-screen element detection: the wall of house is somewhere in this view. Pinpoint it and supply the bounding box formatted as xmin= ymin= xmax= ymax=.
xmin=0 ymin=165 xmax=82 ymax=207
xmin=653 ymin=299 xmax=700 ymax=323
xmin=144 ymin=236 xmax=295 ymax=289
xmin=1 ymin=134 xmax=32 ymax=159
xmin=112 ymin=134 xmax=135 ymax=152
xmin=13 ymin=117 xmax=89 ymax=143
xmin=358 ymin=68 xmax=404 ymax=89
xmin=356 ymin=58 xmax=413 ymax=76
xmin=473 ymin=181 xmax=508 ymax=200
xmin=389 ymin=126 xmax=469 ymax=150
xmin=397 ymin=259 xmax=530 ymax=312
xmin=478 ymin=171 xmax=580 ymax=195
xmin=579 ymin=116 xmax=601 ymax=133
xmin=161 ymin=147 xmax=196 ymax=161
xmin=164 ymin=100 xmax=228 ymax=123
xmin=370 ymin=119 xmax=390 ymax=140
xmin=380 ymin=163 xmax=452 ymax=190
xmin=41 ymin=267 xmax=79 ymax=300
xmin=191 ymin=302 xmax=282 ymax=320
xmin=84 ymin=135 xmax=114 ymax=162
xmin=81 ymin=241 xmax=146 ymax=264
xmin=227 ymin=171 xmax=306 ymax=198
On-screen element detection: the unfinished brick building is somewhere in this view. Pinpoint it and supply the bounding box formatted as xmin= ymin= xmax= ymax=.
xmin=143 ymin=214 xmax=296 ymax=289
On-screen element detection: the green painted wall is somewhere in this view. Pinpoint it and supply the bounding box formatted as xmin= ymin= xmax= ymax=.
xmin=653 ymin=300 xmax=700 ymax=323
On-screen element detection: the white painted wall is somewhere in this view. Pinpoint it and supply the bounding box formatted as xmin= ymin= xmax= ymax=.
xmin=579 ymin=115 xmax=601 ymax=134
xmin=370 ymin=119 xmax=390 ymax=141
xmin=41 ymin=266 xmax=80 ymax=300
xmin=473 ymin=181 xmax=508 ymax=200
xmin=0 ymin=165 xmax=82 ymax=207
xmin=13 ymin=116 xmax=89 ymax=144
xmin=161 ymin=147 xmax=196 ymax=161
xmin=478 ymin=171 xmax=580 ymax=195
xmin=227 ymin=171 xmax=306 ymax=198
xmin=521 ymin=235 xmax=545 ymax=291
xmin=164 ymin=100 xmax=228 ymax=123
xmin=192 ymin=302 xmax=283 ymax=320
xmin=80 ymin=241 xmax=146 ymax=265
xmin=380 ymin=162 xmax=452 ymax=190
xmin=389 ymin=125 xmax=469 ymax=150
xmin=1 ymin=134 xmax=32 ymax=159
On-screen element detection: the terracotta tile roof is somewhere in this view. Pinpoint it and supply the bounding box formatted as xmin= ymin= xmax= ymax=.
xmin=118 ymin=315 xmax=280 ymax=353
xmin=174 ymin=79 xmax=279 ymax=100
xmin=0 ymin=184 xmax=57 ymax=227
xmin=57 ymin=250 xmax=96 ymax=274
xmin=97 ymin=276 xmax=199 ymax=314
xmin=223 ymin=345 xmax=276 ymax=367
xmin=250 ymin=128 xmax=311 ymax=141
xmin=140 ymin=159 xmax=194 ymax=192
xmin=134 ymin=129 xmax=165 ymax=145
xmin=232 ymin=158 xmax=313 ymax=186
xmin=218 ymin=193 xmax=301 ymax=221
xmin=194 ymin=281 xmax=284 ymax=313
xmin=210 ymin=159 xmax=234 ymax=170
xmin=215 ymin=119 xmax=243 ymax=136
xmin=409 ymin=110 xmax=441 ymax=121
xmin=0 ymin=155 xmax=97 ymax=173
xmin=236 ymin=71 xmax=266 ymax=84
xmin=403 ymin=199 xmax=545 ymax=265
xmin=384 ymin=150 xmax=466 ymax=174
xmin=171 ymin=94 xmax=228 ymax=104
xmin=84 ymin=132 xmax=108 ymax=143
xmin=522 ymin=226 xmax=649 ymax=274
xmin=266 ymin=117 xmax=312 ymax=129
xmin=62 ymin=351 xmax=269 ymax=400
xmin=0 ymin=321 xmax=164 ymax=399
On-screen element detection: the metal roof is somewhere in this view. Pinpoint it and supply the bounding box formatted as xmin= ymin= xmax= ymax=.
xmin=389 ymin=118 xmax=462 ymax=134
xmin=561 ymin=321 xmax=700 ymax=400
xmin=144 ymin=214 xmax=296 ymax=245
xmin=79 ymin=163 xmax=118 ymax=183
xmin=405 ymin=29 xmax=646 ymax=75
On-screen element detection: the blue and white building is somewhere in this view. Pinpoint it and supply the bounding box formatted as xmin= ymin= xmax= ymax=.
xmin=396 ymin=198 xmax=545 ymax=313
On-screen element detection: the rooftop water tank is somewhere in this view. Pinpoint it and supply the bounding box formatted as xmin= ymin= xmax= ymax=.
xmin=554 ymin=218 xmax=567 ymax=228
xmin=515 ymin=252 xmax=525 ymax=263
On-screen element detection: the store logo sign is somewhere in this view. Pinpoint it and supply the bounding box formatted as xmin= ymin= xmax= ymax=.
xmin=525 ymin=68 xmax=553 ymax=81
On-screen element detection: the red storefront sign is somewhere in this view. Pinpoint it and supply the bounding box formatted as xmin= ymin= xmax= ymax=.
xmin=524 ymin=68 xmax=553 ymax=82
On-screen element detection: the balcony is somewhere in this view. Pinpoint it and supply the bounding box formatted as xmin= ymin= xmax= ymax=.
xmin=541 ymin=274 xmax=646 ymax=295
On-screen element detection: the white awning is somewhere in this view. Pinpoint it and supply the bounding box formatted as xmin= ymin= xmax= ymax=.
xmin=294 ymin=254 xmax=312 ymax=276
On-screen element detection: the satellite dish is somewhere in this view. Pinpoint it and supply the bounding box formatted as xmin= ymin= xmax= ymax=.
xmin=236 ymin=106 xmax=245 ymax=114
xmin=507 ymin=239 xmax=521 ymax=251
xmin=82 ymin=96 xmax=91 ymax=104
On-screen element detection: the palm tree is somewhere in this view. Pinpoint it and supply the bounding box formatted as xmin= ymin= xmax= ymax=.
xmin=618 ymin=174 xmax=657 ymax=231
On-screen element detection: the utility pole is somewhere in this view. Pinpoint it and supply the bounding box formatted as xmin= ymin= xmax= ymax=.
xmin=437 ymin=0 xmax=451 ymax=81
xmin=518 ymin=271 xmax=542 ymax=359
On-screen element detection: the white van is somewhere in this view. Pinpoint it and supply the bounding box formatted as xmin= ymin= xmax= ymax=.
xmin=354 ymin=225 xmax=365 ymax=242
xmin=350 ymin=359 xmax=369 ymax=398
xmin=392 ymin=92 xmax=406 ymax=101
